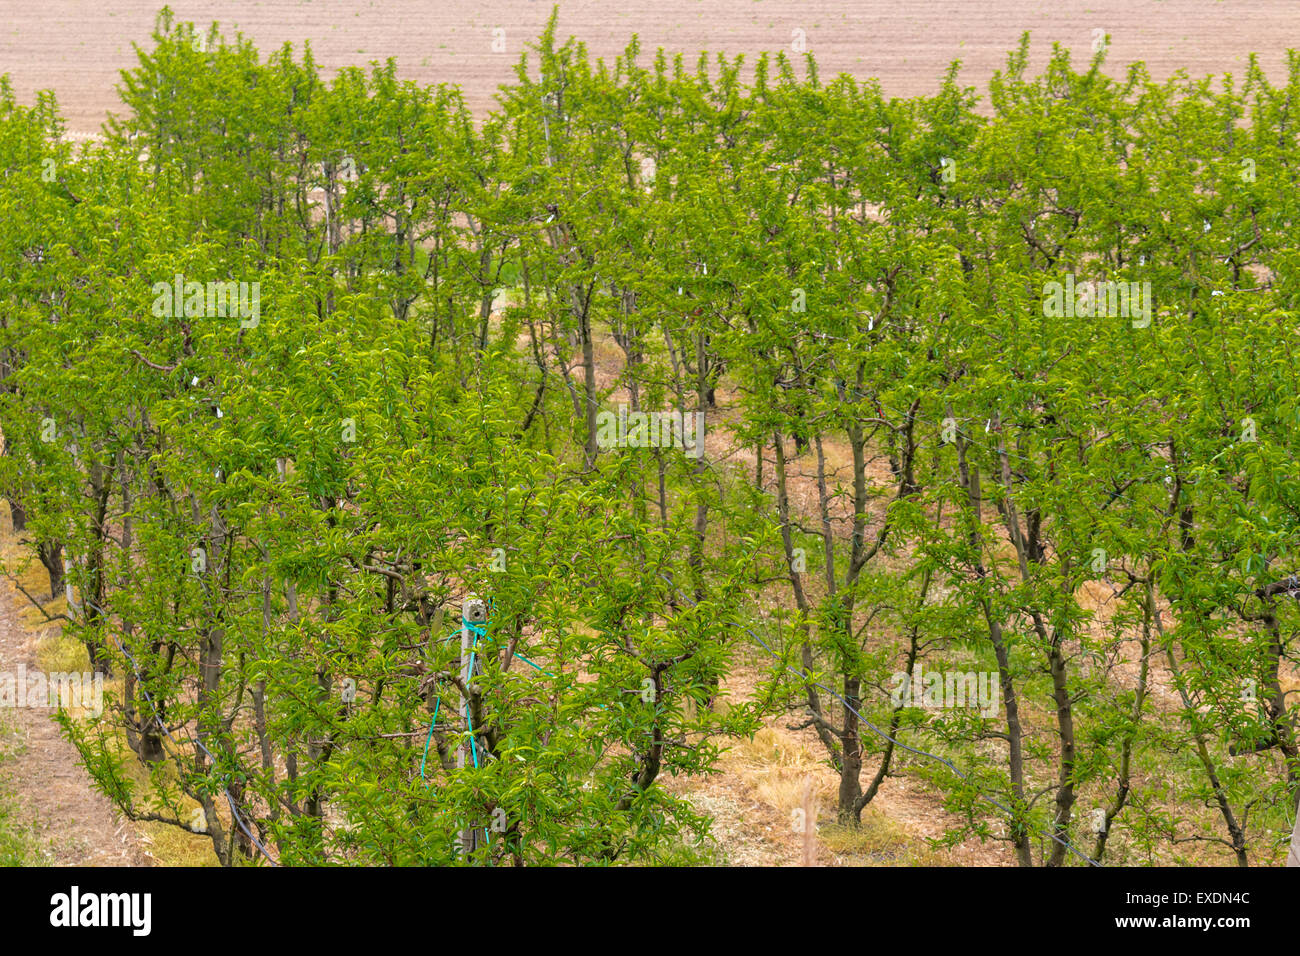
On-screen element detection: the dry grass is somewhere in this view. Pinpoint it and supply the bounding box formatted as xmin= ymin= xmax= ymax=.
xmin=818 ymin=812 xmax=947 ymax=865
xmin=673 ymin=722 xmax=1000 ymax=866
xmin=727 ymin=728 xmax=836 ymax=813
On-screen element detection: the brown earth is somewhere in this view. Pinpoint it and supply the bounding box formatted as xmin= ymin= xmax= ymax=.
xmin=2 ymin=1 xmax=1298 ymax=135
xmin=0 ymin=536 xmax=152 ymax=865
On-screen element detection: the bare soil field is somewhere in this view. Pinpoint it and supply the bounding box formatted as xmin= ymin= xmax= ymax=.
xmin=2 ymin=1 xmax=1298 ymax=135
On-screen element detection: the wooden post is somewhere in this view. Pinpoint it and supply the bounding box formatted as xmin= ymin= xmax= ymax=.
xmin=1287 ymin=805 xmax=1300 ymax=867
xmin=458 ymin=596 xmax=489 ymax=861
xmin=63 ymin=556 xmax=77 ymax=618
xmin=459 ymin=615 xmax=474 ymax=859
xmin=801 ymin=778 xmax=817 ymax=867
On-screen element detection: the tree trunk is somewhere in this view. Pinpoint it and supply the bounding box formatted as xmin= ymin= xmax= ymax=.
xmin=838 ymin=673 xmax=864 ymax=823
xmin=37 ymin=539 xmax=63 ymax=598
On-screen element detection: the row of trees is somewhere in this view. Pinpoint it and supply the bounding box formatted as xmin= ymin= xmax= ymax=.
xmin=1 ymin=7 xmax=1298 ymax=864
